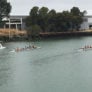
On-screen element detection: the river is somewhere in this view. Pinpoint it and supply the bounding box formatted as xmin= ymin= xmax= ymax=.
xmin=0 ymin=36 xmax=92 ymax=92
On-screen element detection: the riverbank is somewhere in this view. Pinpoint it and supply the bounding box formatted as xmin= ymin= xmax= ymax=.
xmin=40 ymin=30 xmax=92 ymax=38
xmin=0 ymin=29 xmax=27 ymax=37
xmin=0 ymin=29 xmax=27 ymax=41
xmin=1 ymin=29 xmax=92 ymax=41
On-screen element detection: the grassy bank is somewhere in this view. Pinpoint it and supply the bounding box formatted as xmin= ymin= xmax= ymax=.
xmin=0 ymin=29 xmax=27 ymax=37
xmin=0 ymin=29 xmax=92 ymax=41
xmin=0 ymin=29 xmax=27 ymax=41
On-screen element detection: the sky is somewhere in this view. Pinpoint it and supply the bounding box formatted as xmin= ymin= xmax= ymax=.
xmin=7 ymin=0 xmax=92 ymax=15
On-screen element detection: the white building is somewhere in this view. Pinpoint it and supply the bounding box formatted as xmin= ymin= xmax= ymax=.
xmin=3 ymin=15 xmax=27 ymax=30
xmin=81 ymin=16 xmax=92 ymax=30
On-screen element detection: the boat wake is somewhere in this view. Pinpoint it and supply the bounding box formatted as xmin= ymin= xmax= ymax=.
xmin=0 ymin=43 xmax=6 ymax=49
xmin=10 ymin=50 xmax=16 ymax=53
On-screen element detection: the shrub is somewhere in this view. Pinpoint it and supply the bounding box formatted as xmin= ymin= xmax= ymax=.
xmin=27 ymin=24 xmax=42 ymax=38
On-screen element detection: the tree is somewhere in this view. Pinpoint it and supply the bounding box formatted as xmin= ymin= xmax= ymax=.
xmin=47 ymin=9 xmax=56 ymax=32
xmin=25 ymin=6 xmax=39 ymax=27
xmin=71 ymin=7 xmax=81 ymax=16
xmin=0 ymin=0 xmax=11 ymax=27
xmin=48 ymin=9 xmax=56 ymax=16
xmin=25 ymin=6 xmax=86 ymax=34
xmin=70 ymin=7 xmax=85 ymax=31
xmin=61 ymin=11 xmax=72 ymax=31
xmin=29 ymin=6 xmax=39 ymax=25
xmin=27 ymin=24 xmax=42 ymax=39
xmin=38 ymin=7 xmax=49 ymax=32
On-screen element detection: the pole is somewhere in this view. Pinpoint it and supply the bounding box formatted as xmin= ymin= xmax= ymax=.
xmin=9 ymin=18 xmax=11 ymax=38
xmin=21 ymin=18 xmax=22 ymax=30
xmin=16 ymin=24 xmax=18 ymax=37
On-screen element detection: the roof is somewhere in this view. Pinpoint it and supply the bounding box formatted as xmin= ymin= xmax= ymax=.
xmin=9 ymin=15 xmax=28 ymax=19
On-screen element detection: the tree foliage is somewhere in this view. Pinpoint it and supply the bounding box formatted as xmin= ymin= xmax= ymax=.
xmin=27 ymin=24 xmax=42 ymax=39
xmin=25 ymin=6 xmax=86 ymax=34
xmin=70 ymin=7 xmax=84 ymax=31
xmin=0 ymin=0 xmax=11 ymax=27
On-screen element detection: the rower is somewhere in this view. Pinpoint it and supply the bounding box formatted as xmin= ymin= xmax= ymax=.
xmin=15 ymin=47 xmax=20 ymax=52
xmin=32 ymin=45 xmax=37 ymax=49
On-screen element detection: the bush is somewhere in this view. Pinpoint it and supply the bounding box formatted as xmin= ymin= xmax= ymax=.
xmin=27 ymin=24 xmax=42 ymax=38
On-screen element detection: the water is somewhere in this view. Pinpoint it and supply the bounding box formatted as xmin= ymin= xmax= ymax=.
xmin=0 ymin=37 xmax=92 ymax=92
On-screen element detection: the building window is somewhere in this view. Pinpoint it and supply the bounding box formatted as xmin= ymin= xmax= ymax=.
xmin=89 ymin=25 xmax=92 ymax=29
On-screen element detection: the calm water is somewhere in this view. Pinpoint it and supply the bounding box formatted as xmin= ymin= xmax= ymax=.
xmin=0 ymin=37 xmax=92 ymax=92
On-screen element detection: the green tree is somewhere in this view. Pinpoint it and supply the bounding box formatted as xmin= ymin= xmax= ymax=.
xmin=70 ymin=7 xmax=85 ymax=31
xmin=27 ymin=24 xmax=42 ymax=38
xmin=47 ymin=9 xmax=56 ymax=32
xmin=29 ymin=6 xmax=39 ymax=25
xmin=38 ymin=7 xmax=49 ymax=32
xmin=25 ymin=6 xmax=86 ymax=35
xmin=25 ymin=6 xmax=39 ymax=27
xmin=25 ymin=16 xmax=31 ymax=27
xmin=0 ymin=0 xmax=11 ymax=27
xmin=48 ymin=9 xmax=56 ymax=16
xmin=61 ymin=11 xmax=72 ymax=31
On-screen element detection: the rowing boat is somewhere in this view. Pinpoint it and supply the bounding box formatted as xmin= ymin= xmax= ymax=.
xmin=79 ymin=47 xmax=92 ymax=51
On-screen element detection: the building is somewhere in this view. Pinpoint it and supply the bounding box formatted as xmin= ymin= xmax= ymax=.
xmin=81 ymin=16 xmax=92 ymax=30
xmin=3 ymin=15 xmax=27 ymax=30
